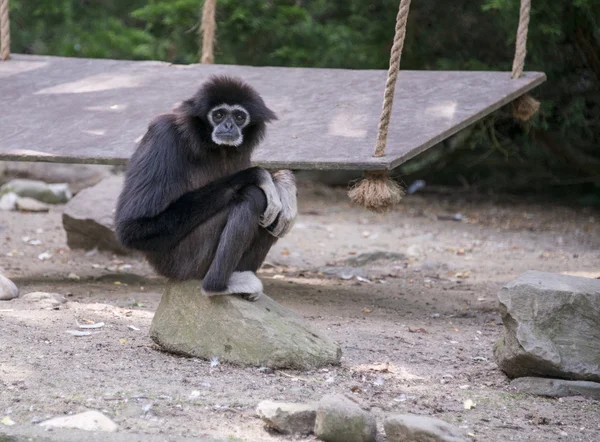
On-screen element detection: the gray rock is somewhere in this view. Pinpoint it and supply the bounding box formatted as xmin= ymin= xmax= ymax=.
xmin=39 ymin=411 xmax=117 ymax=432
xmin=314 ymin=394 xmax=376 ymax=442
xmin=384 ymin=414 xmax=467 ymax=442
xmin=0 ymin=178 xmax=71 ymax=204
xmin=0 ymin=192 xmax=18 ymax=211
xmin=494 ymin=271 xmax=600 ymax=382
xmin=0 ymin=161 xmax=113 ymax=194
xmin=319 ymin=266 xmax=368 ymax=280
xmin=256 ymin=400 xmax=317 ymax=435
xmin=62 ymin=176 xmax=131 ymax=254
xmin=15 ymin=197 xmax=50 ymax=213
xmin=0 ymin=275 xmax=19 ymax=300
xmin=510 ymin=377 xmax=600 ymax=400
xmin=150 ymin=280 xmax=341 ymax=369
xmin=22 ymin=292 xmax=67 ymax=309
xmin=345 ymin=251 xmax=407 ymax=267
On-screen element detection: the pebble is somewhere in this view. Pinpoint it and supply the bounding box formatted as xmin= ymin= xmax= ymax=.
xmin=0 ymin=275 xmax=19 ymax=301
xmin=0 ymin=192 xmax=18 ymax=211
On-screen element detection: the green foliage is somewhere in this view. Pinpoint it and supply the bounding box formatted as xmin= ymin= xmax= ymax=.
xmin=7 ymin=0 xmax=600 ymax=198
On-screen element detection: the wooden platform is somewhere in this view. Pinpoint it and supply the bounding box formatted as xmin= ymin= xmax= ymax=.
xmin=0 ymin=55 xmax=545 ymax=170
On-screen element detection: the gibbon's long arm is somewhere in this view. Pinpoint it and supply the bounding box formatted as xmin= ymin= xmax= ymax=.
xmin=114 ymin=117 xmax=270 ymax=252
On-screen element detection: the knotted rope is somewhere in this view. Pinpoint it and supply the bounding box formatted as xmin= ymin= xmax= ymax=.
xmin=348 ymin=0 xmax=411 ymax=213
xmin=511 ymin=0 xmax=540 ymax=120
xmin=0 ymin=0 xmax=10 ymax=61
xmin=200 ymin=0 xmax=216 ymax=64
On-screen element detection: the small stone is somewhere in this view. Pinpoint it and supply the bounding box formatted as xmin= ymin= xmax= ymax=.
xmin=15 ymin=197 xmax=50 ymax=213
xmin=384 ymin=414 xmax=467 ymax=442
xmin=314 ymin=394 xmax=376 ymax=442
xmin=39 ymin=410 xmax=118 ymax=432
xmin=0 ymin=275 xmax=19 ymax=301
xmin=318 ymin=266 xmax=367 ymax=280
xmin=0 ymin=192 xmax=18 ymax=211
xmin=62 ymin=176 xmax=132 ymax=254
xmin=0 ymin=178 xmax=71 ymax=204
xmin=150 ymin=280 xmax=341 ymax=369
xmin=494 ymin=271 xmax=600 ymax=381
xmin=256 ymin=400 xmax=317 ymax=435
xmin=21 ymin=292 xmax=67 ymax=309
xmin=345 ymin=251 xmax=407 ymax=266
xmin=510 ymin=377 xmax=600 ymax=400
xmin=406 ymin=244 xmax=423 ymax=258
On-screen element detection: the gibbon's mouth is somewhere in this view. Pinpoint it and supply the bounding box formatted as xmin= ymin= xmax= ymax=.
xmin=213 ymin=133 xmax=243 ymax=146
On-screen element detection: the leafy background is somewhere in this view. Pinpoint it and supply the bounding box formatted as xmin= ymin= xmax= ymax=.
xmin=8 ymin=0 xmax=600 ymax=203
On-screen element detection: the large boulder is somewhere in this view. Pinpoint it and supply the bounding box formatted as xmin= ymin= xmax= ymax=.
xmin=150 ymin=280 xmax=342 ymax=370
xmin=494 ymin=271 xmax=600 ymax=381
xmin=0 ymin=161 xmax=113 ymax=194
xmin=0 ymin=178 xmax=71 ymax=204
xmin=62 ymin=176 xmax=130 ymax=254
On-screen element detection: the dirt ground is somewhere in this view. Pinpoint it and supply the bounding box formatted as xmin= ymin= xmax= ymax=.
xmin=1 ymin=180 xmax=599 ymax=441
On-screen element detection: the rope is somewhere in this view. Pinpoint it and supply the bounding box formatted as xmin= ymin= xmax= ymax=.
xmin=511 ymin=0 xmax=531 ymax=78
xmin=200 ymin=0 xmax=216 ymax=64
xmin=0 ymin=0 xmax=9 ymax=61
xmin=348 ymin=0 xmax=411 ymax=213
xmin=374 ymin=0 xmax=412 ymax=157
xmin=511 ymin=0 xmax=539 ymax=120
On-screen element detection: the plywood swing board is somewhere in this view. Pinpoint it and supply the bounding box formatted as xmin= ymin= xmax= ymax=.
xmin=0 ymin=55 xmax=546 ymax=170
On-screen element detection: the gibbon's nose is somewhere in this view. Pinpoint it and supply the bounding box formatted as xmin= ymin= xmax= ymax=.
xmin=223 ymin=121 xmax=234 ymax=130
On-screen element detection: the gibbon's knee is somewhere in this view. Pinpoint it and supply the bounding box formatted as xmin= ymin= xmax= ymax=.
xmin=235 ymin=185 xmax=268 ymax=218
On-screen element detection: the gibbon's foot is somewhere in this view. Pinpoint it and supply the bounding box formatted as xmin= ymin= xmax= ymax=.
xmin=240 ymin=291 xmax=263 ymax=302
xmin=201 ymin=271 xmax=263 ymax=299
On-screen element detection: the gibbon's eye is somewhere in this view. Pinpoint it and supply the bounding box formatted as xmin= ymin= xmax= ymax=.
xmin=212 ymin=110 xmax=225 ymax=121
xmin=234 ymin=112 xmax=246 ymax=123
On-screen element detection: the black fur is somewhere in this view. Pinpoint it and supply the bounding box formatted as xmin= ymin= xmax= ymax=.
xmin=114 ymin=76 xmax=278 ymax=290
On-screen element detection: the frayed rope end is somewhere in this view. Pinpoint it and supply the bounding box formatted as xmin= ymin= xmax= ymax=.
xmin=512 ymin=94 xmax=540 ymax=121
xmin=348 ymin=170 xmax=404 ymax=213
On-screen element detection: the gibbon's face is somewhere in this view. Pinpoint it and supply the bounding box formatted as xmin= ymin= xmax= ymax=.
xmin=208 ymin=104 xmax=251 ymax=147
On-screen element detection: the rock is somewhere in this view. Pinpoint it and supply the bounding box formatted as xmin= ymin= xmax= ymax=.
xmin=314 ymin=394 xmax=376 ymax=442
xmin=406 ymin=244 xmax=423 ymax=258
xmin=510 ymin=377 xmax=600 ymax=400
xmin=62 ymin=176 xmax=131 ymax=254
xmin=494 ymin=271 xmax=600 ymax=381
xmin=0 ymin=161 xmax=113 ymax=194
xmin=21 ymin=292 xmax=67 ymax=309
xmin=0 ymin=275 xmax=19 ymax=300
xmin=345 ymin=251 xmax=406 ymax=266
xmin=15 ymin=197 xmax=50 ymax=213
xmin=0 ymin=179 xmax=71 ymax=204
xmin=384 ymin=414 xmax=467 ymax=442
xmin=256 ymin=400 xmax=317 ymax=435
xmin=150 ymin=280 xmax=341 ymax=369
xmin=318 ymin=266 xmax=368 ymax=280
xmin=0 ymin=192 xmax=18 ymax=211
xmin=39 ymin=411 xmax=117 ymax=432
